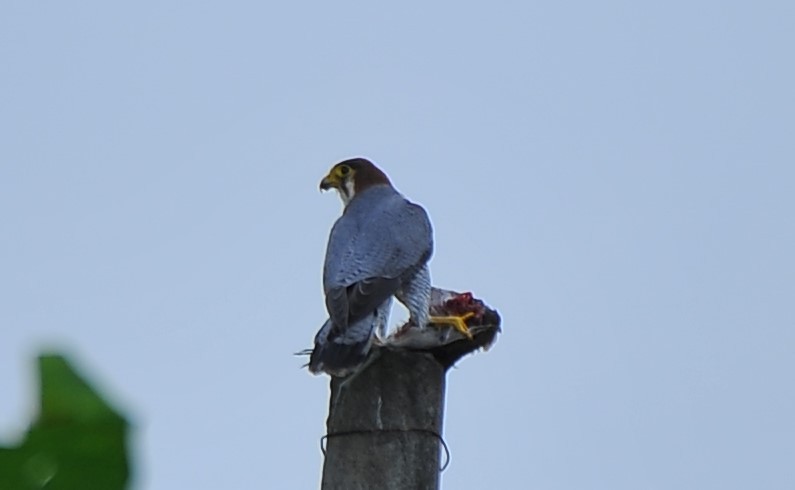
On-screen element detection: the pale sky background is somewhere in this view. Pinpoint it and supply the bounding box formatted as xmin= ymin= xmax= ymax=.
xmin=1 ymin=1 xmax=793 ymax=489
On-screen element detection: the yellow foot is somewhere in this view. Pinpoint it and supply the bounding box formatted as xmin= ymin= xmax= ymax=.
xmin=429 ymin=312 xmax=475 ymax=340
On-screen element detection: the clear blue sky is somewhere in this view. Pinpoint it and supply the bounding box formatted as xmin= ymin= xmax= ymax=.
xmin=1 ymin=1 xmax=793 ymax=488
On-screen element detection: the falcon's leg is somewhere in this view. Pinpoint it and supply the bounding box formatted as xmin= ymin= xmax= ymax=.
xmin=429 ymin=312 xmax=476 ymax=340
xmin=373 ymin=297 xmax=394 ymax=342
xmin=395 ymin=264 xmax=432 ymax=329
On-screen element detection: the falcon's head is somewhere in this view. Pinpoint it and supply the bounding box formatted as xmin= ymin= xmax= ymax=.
xmin=320 ymin=158 xmax=392 ymax=206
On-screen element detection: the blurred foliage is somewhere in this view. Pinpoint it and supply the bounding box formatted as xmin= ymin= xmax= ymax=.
xmin=0 ymin=354 xmax=129 ymax=489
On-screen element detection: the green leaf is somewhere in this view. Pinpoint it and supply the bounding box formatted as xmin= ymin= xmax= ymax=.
xmin=0 ymin=354 xmax=130 ymax=489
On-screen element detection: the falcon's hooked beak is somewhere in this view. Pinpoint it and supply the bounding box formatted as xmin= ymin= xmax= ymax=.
xmin=320 ymin=163 xmax=356 ymax=206
xmin=319 ymin=173 xmax=340 ymax=191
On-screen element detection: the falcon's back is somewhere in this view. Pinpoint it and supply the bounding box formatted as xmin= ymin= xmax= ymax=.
xmin=323 ymin=184 xmax=433 ymax=292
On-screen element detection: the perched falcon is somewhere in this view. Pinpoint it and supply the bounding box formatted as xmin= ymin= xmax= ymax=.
xmin=309 ymin=158 xmax=472 ymax=377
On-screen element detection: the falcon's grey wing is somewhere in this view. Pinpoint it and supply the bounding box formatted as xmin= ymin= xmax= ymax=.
xmin=324 ymin=276 xmax=400 ymax=333
xmin=323 ymin=186 xmax=433 ymax=330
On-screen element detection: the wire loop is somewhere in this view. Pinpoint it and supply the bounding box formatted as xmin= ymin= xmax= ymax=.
xmin=320 ymin=428 xmax=451 ymax=472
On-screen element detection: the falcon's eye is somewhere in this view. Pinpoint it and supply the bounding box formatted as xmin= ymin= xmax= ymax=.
xmin=338 ymin=165 xmax=351 ymax=177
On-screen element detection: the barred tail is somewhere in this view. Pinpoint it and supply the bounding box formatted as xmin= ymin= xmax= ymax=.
xmin=308 ymin=318 xmax=374 ymax=377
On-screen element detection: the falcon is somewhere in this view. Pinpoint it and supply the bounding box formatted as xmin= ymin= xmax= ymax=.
xmin=309 ymin=158 xmax=472 ymax=376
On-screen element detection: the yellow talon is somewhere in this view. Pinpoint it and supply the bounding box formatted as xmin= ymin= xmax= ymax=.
xmin=429 ymin=312 xmax=475 ymax=340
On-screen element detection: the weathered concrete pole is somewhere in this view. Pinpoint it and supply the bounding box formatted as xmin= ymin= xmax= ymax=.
xmin=320 ymin=350 xmax=446 ymax=490
xmin=316 ymin=288 xmax=501 ymax=490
